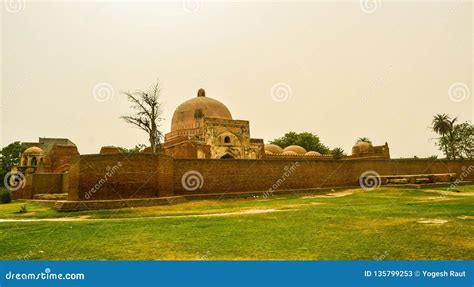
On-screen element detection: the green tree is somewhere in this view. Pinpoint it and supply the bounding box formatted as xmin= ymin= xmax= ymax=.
xmin=0 ymin=142 xmax=24 ymax=187
xmin=432 ymin=114 xmax=457 ymax=159
xmin=332 ymin=147 xmax=344 ymax=160
xmin=270 ymin=132 xmax=330 ymax=154
xmin=356 ymin=137 xmax=372 ymax=144
xmin=453 ymin=122 xmax=474 ymax=159
xmin=121 ymin=81 xmax=164 ymax=153
xmin=438 ymin=121 xmax=473 ymax=160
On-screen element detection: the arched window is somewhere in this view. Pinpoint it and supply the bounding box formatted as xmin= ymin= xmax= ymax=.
xmin=224 ymin=136 xmax=231 ymax=144
xmin=22 ymin=157 xmax=28 ymax=166
xmin=31 ymin=157 xmax=37 ymax=166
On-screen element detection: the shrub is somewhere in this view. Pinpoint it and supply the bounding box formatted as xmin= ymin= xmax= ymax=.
xmin=332 ymin=147 xmax=344 ymax=160
xmin=18 ymin=204 xmax=27 ymax=213
xmin=0 ymin=189 xmax=11 ymax=204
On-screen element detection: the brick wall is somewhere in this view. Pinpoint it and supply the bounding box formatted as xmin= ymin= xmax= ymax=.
xmin=173 ymin=158 xmax=474 ymax=195
xmin=73 ymin=153 xmax=174 ymax=201
xmin=32 ymin=173 xmax=64 ymax=195
xmin=13 ymin=173 xmax=63 ymax=199
xmin=64 ymin=154 xmax=474 ymax=201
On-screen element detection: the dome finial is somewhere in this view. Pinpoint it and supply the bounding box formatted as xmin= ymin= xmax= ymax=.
xmin=197 ymin=88 xmax=206 ymax=97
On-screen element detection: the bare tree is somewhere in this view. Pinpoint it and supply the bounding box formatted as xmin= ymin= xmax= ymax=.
xmin=121 ymin=81 xmax=163 ymax=153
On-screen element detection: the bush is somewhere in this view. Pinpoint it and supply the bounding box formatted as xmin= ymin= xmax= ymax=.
xmin=332 ymin=147 xmax=344 ymax=160
xmin=0 ymin=189 xmax=11 ymax=204
xmin=18 ymin=204 xmax=27 ymax=213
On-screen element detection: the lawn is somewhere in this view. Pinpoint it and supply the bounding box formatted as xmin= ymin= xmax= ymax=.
xmin=0 ymin=185 xmax=472 ymax=260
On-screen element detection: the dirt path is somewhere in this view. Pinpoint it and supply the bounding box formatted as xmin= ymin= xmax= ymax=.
xmin=0 ymin=208 xmax=288 ymax=223
xmin=302 ymin=189 xmax=357 ymax=199
xmin=421 ymin=189 xmax=474 ymax=197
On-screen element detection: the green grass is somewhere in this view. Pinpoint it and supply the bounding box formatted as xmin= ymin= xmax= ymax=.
xmin=0 ymin=186 xmax=472 ymax=260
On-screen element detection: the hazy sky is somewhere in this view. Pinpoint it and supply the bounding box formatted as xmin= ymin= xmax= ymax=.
xmin=1 ymin=0 xmax=472 ymax=158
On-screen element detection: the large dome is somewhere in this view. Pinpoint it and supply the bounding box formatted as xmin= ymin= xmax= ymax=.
xmin=171 ymin=89 xmax=232 ymax=132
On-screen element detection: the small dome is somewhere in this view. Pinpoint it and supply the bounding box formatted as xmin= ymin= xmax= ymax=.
xmin=283 ymin=145 xmax=307 ymax=155
xmin=305 ymin=151 xmax=321 ymax=156
xmin=265 ymin=144 xmax=283 ymax=154
xmin=23 ymin=146 xmax=44 ymax=155
xmin=282 ymin=150 xmax=298 ymax=155
xmin=100 ymin=146 xmax=121 ymax=154
xmin=171 ymin=89 xmax=233 ymax=132
xmin=352 ymin=141 xmax=372 ymax=154
xmin=264 ymin=150 xmax=273 ymax=155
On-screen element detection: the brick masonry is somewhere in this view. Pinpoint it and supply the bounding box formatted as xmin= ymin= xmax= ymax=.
xmin=174 ymin=158 xmax=474 ymax=195
xmin=17 ymin=153 xmax=474 ymax=201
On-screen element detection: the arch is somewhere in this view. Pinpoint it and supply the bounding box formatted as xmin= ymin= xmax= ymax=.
xmin=54 ymin=164 xmax=71 ymax=173
xmin=219 ymin=153 xmax=235 ymax=159
xmin=31 ymin=157 xmax=37 ymax=166
xmin=218 ymin=132 xmax=240 ymax=146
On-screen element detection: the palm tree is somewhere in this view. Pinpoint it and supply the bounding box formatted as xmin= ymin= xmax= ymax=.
xmin=447 ymin=117 xmax=458 ymax=159
xmin=432 ymin=114 xmax=457 ymax=159
xmin=432 ymin=114 xmax=451 ymax=135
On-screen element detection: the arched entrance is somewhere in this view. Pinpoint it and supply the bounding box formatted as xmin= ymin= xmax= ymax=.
xmin=219 ymin=153 xmax=235 ymax=159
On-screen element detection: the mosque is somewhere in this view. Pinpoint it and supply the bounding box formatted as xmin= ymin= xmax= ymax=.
xmin=11 ymin=88 xmax=452 ymax=210
xmin=15 ymin=88 xmax=390 ymax=175
xmin=161 ymin=88 xmax=390 ymax=160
